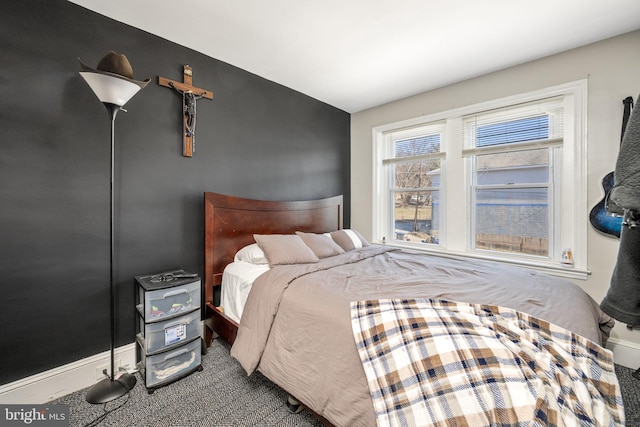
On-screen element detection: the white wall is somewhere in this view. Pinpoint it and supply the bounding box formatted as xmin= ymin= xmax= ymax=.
xmin=351 ymin=30 xmax=640 ymax=352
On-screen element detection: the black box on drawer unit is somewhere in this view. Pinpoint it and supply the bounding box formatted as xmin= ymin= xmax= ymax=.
xmin=135 ymin=269 xmax=203 ymax=393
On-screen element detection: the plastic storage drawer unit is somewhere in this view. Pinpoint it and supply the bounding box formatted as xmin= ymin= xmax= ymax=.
xmin=140 ymin=337 xmax=201 ymax=388
xmin=135 ymin=270 xmax=203 ymax=392
xmin=137 ymin=309 xmax=201 ymax=355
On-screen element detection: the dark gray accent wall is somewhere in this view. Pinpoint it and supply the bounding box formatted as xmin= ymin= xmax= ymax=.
xmin=0 ymin=0 xmax=350 ymax=385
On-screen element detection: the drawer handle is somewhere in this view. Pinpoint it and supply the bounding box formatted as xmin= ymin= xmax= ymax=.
xmin=163 ymin=347 xmax=189 ymax=360
xmin=162 ymin=289 xmax=188 ymax=298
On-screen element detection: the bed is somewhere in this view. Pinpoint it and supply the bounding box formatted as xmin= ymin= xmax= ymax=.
xmin=203 ymin=192 xmax=624 ymax=427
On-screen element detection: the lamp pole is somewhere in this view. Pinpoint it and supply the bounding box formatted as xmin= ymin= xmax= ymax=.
xmin=85 ymin=103 xmax=137 ymax=404
xmin=108 ymin=102 xmax=119 ymax=390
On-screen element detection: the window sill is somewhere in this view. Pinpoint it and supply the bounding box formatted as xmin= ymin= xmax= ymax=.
xmin=381 ymin=241 xmax=591 ymax=281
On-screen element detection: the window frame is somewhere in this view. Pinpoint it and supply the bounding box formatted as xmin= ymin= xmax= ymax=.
xmin=372 ymin=80 xmax=588 ymax=280
xmin=383 ymin=122 xmax=446 ymax=245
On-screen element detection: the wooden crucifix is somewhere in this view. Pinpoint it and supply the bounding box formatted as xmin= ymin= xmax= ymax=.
xmin=158 ymin=65 xmax=213 ymax=157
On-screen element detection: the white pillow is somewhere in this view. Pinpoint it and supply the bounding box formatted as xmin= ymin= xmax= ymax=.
xmin=234 ymin=243 xmax=269 ymax=265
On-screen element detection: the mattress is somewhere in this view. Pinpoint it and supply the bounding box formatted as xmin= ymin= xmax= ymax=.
xmin=220 ymin=261 xmax=269 ymax=323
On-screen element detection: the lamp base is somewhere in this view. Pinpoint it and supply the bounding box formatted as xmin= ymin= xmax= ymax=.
xmin=86 ymin=372 xmax=137 ymax=404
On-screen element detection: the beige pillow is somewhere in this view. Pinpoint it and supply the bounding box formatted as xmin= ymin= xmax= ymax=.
xmin=329 ymin=229 xmax=370 ymax=251
xmin=295 ymin=231 xmax=345 ymax=258
xmin=254 ymin=234 xmax=319 ymax=266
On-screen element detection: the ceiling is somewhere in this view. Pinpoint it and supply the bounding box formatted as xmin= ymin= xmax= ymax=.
xmin=68 ymin=0 xmax=640 ymax=113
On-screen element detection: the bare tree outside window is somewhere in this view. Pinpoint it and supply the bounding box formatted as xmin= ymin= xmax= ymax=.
xmin=392 ymin=135 xmax=441 ymax=244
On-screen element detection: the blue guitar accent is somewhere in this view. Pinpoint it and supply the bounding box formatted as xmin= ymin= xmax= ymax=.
xmin=589 ymin=172 xmax=622 ymax=237
xmin=589 ymin=96 xmax=634 ymax=238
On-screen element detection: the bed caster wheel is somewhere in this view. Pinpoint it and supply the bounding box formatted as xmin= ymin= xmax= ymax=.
xmin=286 ymin=395 xmax=304 ymax=414
xmin=198 ymin=365 xmax=203 ymax=372
xmin=147 ymin=389 xmax=155 ymax=395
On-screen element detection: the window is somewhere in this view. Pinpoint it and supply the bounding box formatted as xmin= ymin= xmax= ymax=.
xmin=464 ymin=98 xmax=564 ymax=258
xmin=382 ymin=124 xmax=445 ymax=245
xmin=373 ymin=81 xmax=587 ymax=278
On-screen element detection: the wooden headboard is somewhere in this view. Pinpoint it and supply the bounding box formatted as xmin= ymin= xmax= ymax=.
xmin=203 ymin=192 xmax=343 ymax=344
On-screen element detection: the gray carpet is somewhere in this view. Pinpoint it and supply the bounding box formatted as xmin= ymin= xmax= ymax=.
xmin=52 ymin=339 xmax=640 ymax=426
xmin=51 ymin=339 xmax=322 ymax=427
xmin=616 ymin=364 xmax=640 ymax=426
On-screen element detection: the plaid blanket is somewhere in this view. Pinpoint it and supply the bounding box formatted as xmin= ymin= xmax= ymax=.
xmin=351 ymin=299 xmax=624 ymax=427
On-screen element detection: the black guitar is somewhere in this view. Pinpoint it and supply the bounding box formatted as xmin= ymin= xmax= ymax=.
xmin=589 ymin=96 xmax=634 ymax=237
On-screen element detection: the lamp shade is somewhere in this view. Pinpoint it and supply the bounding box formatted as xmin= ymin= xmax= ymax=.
xmin=79 ymin=72 xmax=142 ymax=107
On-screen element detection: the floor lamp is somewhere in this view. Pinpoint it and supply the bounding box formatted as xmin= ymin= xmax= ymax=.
xmin=78 ymin=52 xmax=149 ymax=404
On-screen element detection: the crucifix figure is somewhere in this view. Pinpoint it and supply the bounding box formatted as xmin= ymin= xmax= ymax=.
xmin=158 ymin=65 xmax=213 ymax=157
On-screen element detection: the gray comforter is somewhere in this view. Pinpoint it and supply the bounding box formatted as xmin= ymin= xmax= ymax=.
xmin=231 ymin=246 xmax=614 ymax=427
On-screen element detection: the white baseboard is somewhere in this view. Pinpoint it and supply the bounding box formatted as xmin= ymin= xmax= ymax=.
xmin=607 ymin=337 xmax=640 ymax=370
xmin=0 ymin=343 xmax=136 ymax=404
